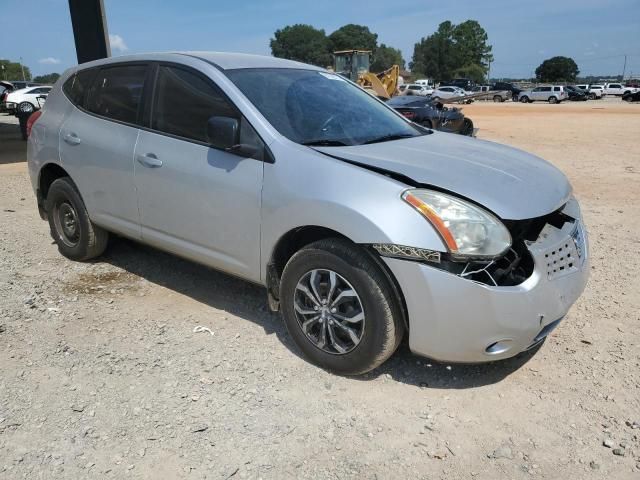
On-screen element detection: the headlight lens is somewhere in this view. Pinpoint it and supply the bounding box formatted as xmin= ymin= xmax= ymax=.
xmin=402 ymin=189 xmax=511 ymax=258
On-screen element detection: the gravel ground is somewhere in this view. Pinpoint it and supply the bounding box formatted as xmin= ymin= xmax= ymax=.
xmin=1 ymin=100 xmax=639 ymax=479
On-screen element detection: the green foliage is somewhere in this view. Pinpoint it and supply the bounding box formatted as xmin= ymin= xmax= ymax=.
xmin=535 ymin=56 xmax=579 ymax=82
xmin=410 ymin=20 xmax=493 ymax=83
xmin=453 ymin=64 xmax=487 ymax=84
xmin=328 ymin=24 xmax=378 ymax=53
xmin=270 ymin=24 xmax=332 ymax=67
xmin=371 ymin=44 xmax=405 ymax=71
xmin=33 ymin=73 xmax=61 ymax=84
xmin=0 ymin=59 xmax=31 ymax=81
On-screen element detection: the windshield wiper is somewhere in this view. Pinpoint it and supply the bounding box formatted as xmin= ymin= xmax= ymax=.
xmin=302 ymin=139 xmax=349 ymax=147
xmin=362 ymin=133 xmax=417 ymax=145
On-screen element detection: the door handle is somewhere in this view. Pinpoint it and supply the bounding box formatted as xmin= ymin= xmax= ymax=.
xmin=63 ymin=133 xmax=81 ymax=145
xmin=136 ymin=153 xmax=163 ymax=168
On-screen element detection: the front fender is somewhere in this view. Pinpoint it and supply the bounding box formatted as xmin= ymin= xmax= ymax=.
xmin=260 ymin=142 xmax=447 ymax=282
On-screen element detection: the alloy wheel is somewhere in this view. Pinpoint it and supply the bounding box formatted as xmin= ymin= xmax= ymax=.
xmin=293 ymin=269 xmax=365 ymax=355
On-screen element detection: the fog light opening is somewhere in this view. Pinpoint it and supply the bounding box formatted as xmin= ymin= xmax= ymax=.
xmin=485 ymin=339 xmax=513 ymax=355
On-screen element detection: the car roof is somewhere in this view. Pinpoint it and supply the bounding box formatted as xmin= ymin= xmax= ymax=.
xmin=75 ymin=51 xmax=322 ymax=72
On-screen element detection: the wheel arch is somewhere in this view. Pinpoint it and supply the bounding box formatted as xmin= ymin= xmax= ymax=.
xmin=265 ymin=225 xmax=410 ymax=332
xmin=37 ymin=163 xmax=72 ymax=219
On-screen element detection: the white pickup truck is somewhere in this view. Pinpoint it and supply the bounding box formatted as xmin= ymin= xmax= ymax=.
xmin=603 ymin=83 xmax=639 ymax=96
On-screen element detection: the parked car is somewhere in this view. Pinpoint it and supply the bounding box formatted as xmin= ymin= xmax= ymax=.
xmin=603 ymin=82 xmax=638 ymax=96
xmin=575 ymin=84 xmax=603 ymax=100
xmin=622 ymin=90 xmax=640 ymax=102
xmin=518 ymin=86 xmax=567 ymax=104
xmin=27 ymin=52 xmax=589 ymax=374
xmin=491 ymin=81 xmax=522 ymax=101
xmin=403 ymin=84 xmax=433 ymax=96
xmin=471 ymin=85 xmax=511 ymax=102
xmin=4 ymin=86 xmax=52 ymax=114
xmin=564 ymin=85 xmax=588 ymax=101
xmin=414 ymin=78 xmax=434 ymax=88
xmin=386 ymin=95 xmax=474 ymax=135
xmin=431 ymin=86 xmax=469 ymax=102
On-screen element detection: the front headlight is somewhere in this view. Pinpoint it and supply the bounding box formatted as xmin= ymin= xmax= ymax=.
xmin=402 ymin=189 xmax=511 ymax=259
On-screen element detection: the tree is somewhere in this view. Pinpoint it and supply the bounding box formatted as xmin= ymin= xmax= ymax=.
xmin=0 ymin=59 xmax=31 ymax=81
xmin=270 ymin=24 xmax=332 ymax=67
xmin=371 ymin=44 xmax=405 ymax=71
xmin=328 ymin=24 xmax=378 ymax=53
xmin=535 ymin=56 xmax=579 ymax=82
xmin=33 ymin=73 xmax=60 ymax=84
xmin=410 ymin=20 xmax=492 ymax=83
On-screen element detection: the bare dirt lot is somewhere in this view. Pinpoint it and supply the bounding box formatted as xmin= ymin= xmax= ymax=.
xmin=1 ymin=100 xmax=639 ymax=479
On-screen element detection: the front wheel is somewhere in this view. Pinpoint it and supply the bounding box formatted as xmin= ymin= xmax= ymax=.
xmin=520 ymin=96 xmax=529 ymax=103
xmin=548 ymin=96 xmax=558 ymax=104
xmin=461 ymin=118 xmax=474 ymax=136
xmin=46 ymin=177 xmax=109 ymax=261
xmin=280 ymin=238 xmax=404 ymax=375
xmin=493 ymin=95 xmax=503 ymax=103
xmin=18 ymin=101 xmax=34 ymax=114
xmin=589 ymin=93 xmax=596 ymax=100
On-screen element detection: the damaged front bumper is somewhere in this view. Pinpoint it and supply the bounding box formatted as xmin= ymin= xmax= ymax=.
xmin=383 ymin=198 xmax=589 ymax=363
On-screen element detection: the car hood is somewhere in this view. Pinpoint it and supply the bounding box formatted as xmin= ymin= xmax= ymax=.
xmin=315 ymin=133 xmax=571 ymax=220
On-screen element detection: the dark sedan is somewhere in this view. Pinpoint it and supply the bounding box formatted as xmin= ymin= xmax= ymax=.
xmin=386 ymin=95 xmax=474 ymax=136
xmin=622 ymin=90 xmax=640 ymax=102
xmin=565 ymin=85 xmax=588 ymax=101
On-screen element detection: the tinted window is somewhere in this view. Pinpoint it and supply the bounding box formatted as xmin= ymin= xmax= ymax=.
xmin=86 ymin=65 xmax=147 ymax=124
xmin=540 ymin=87 xmax=552 ymax=92
xmin=152 ymin=66 xmax=237 ymax=144
xmin=610 ymin=84 xmax=621 ymax=88
xmin=553 ymin=86 xmax=561 ymax=92
xmin=63 ymin=70 xmax=96 ymax=107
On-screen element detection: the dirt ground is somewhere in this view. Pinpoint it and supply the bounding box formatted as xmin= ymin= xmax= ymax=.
xmin=1 ymin=99 xmax=639 ymax=479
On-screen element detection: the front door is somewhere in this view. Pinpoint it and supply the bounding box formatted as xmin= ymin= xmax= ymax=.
xmin=133 ymin=65 xmax=264 ymax=282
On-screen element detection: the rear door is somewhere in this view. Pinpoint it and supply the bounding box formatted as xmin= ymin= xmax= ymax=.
xmin=133 ymin=64 xmax=264 ymax=282
xmin=59 ymin=63 xmax=149 ymax=238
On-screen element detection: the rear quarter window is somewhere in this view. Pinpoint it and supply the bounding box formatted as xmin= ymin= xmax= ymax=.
xmin=63 ymin=69 xmax=98 ymax=108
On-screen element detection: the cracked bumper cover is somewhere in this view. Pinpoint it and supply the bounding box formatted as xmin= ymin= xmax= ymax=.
xmin=384 ymin=199 xmax=589 ymax=363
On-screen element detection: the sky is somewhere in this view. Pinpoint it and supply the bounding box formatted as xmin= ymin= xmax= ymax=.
xmin=1 ymin=0 xmax=639 ymax=80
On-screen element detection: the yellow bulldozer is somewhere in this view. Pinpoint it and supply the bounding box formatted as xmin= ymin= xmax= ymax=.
xmin=332 ymin=50 xmax=400 ymax=99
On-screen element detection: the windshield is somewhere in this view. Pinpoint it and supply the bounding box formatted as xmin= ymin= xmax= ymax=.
xmin=226 ymin=68 xmax=422 ymax=146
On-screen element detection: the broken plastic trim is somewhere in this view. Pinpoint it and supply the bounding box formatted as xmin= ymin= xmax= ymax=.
xmin=370 ymin=244 xmax=441 ymax=263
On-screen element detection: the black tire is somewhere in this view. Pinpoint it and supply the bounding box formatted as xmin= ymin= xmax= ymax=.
xmin=431 ymin=96 xmax=440 ymax=102
xmin=493 ymin=95 xmax=503 ymax=103
xmin=421 ymin=119 xmax=433 ymax=129
xmin=280 ymin=238 xmax=404 ymax=375
xmin=461 ymin=118 xmax=474 ymax=136
xmin=46 ymin=177 xmax=108 ymax=261
xmin=520 ymin=96 xmax=529 ymax=103
xmin=548 ymin=96 xmax=558 ymax=104
xmin=589 ymin=93 xmax=596 ymax=100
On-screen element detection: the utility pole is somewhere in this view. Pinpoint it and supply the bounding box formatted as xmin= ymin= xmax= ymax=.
xmin=622 ymin=54 xmax=627 ymax=80
xmin=19 ymin=57 xmax=26 ymax=81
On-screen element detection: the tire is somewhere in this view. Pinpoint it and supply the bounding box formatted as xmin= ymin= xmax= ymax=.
xmin=431 ymin=96 xmax=440 ymax=103
xmin=493 ymin=95 xmax=503 ymax=103
xmin=589 ymin=93 xmax=596 ymax=100
xmin=18 ymin=101 xmax=34 ymax=114
xmin=548 ymin=96 xmax=558 ymax=104
xmin=461 ymin=118 xmax=474 ymax=136
xmin=46 ymin=177 xmax=109 ymax=261
xmin=520 ymin=96 xmax=529 ymax=103
xmin=421 ymin=119 xmax=433 ymax=129
xmin=280 ymin=238 xmax=404 ymax=375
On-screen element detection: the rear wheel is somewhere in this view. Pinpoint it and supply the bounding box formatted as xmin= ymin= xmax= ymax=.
xmin=461 ymin=118 xmax=474 ymax=136
xmin=18 ymin=101 xmax=34 ymax=114
xmin=520 ymin=96 xmax=529 ymax=103
xmin=548 ymin=96 xmax=558 ymax=104
xmin=46 ymin=177 xmax=109 ymax=261
xmin=280 ymin=238 xmax=404 ymax=375
xmin=493 ymin=95 xmax=503 ymax=102
xmin=589 ymin=93 xmax=596 ymax=100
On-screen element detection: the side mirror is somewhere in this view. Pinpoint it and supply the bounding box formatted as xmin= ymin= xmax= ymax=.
xmin=207 ymin=116 xmax=239 ymax=150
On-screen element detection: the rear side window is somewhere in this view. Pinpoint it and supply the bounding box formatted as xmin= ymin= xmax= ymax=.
xmin=63 ymin=69 xmax=98 ymax=108
xmin=553 ymin=86 xmax=561 ymax=92
xmin=540 ymin=87 xmax=552 ymax=92
xmin=151 ymin=66 xmax=237 ymax=143
xmin=86 ymin=65 xmax=147 ymax=124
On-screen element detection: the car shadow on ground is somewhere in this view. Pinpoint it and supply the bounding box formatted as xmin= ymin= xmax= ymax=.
xmin=99 ymin=236 xmax=539 ymax=390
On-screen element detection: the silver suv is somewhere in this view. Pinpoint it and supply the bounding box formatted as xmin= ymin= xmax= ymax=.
xmin=27 ymin=53 xmax=589 ymax=374
xmin=519 ymin=85 xmax=568 ymax=104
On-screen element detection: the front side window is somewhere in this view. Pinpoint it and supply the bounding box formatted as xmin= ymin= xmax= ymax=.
xmin=540 ymin=87 xmax=552 ymax=92
xmin=86 ymin=65 xmax=147 ymax=124
xmin=227 ymin=68 xmax=422 ymax=146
